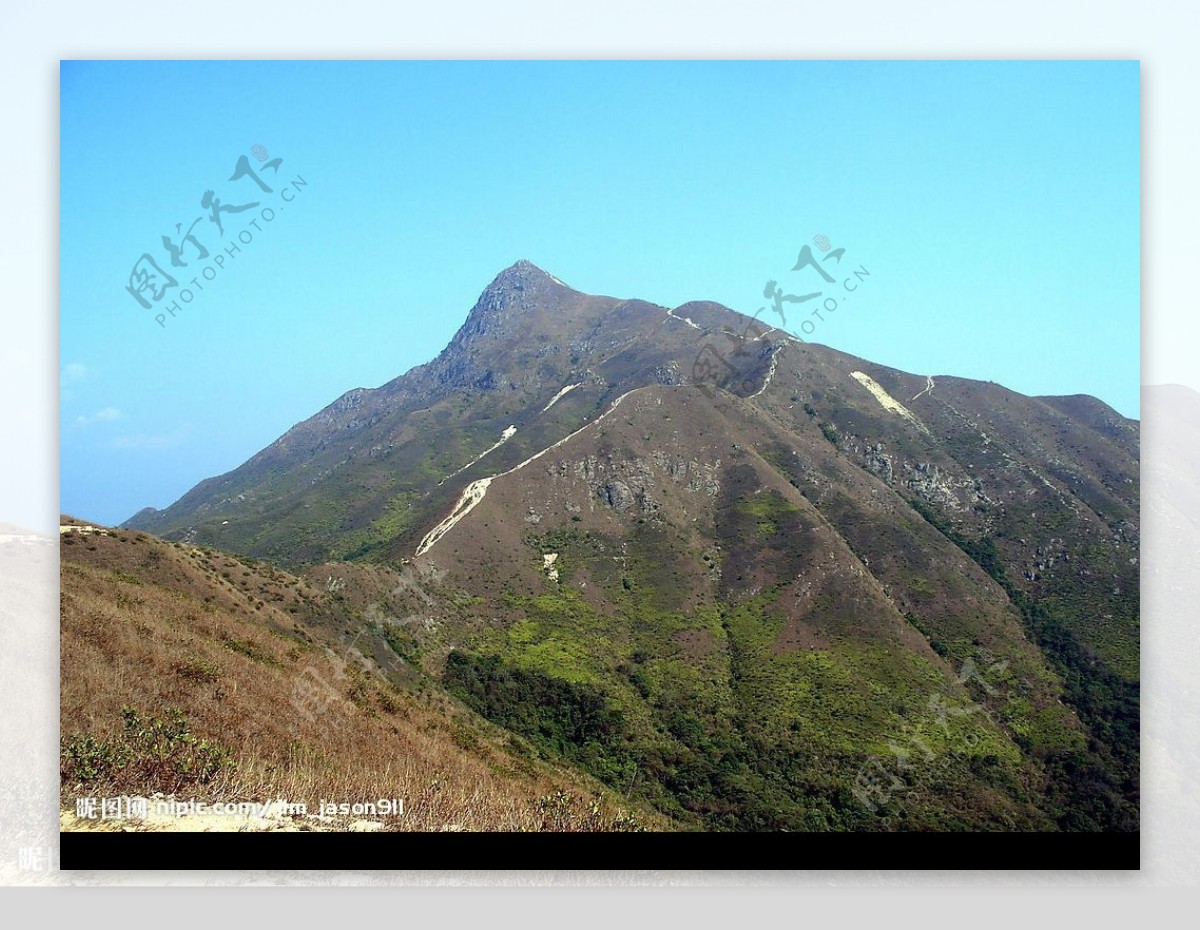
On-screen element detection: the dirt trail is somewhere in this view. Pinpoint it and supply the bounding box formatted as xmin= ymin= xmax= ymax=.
xmin=416 ymin=388 xmax=640 ymax=557
xmin=438 ymin=425 xmax=517 ymax=486
xmin=748 ymin=346 xmax=782 ymax=399
xmin=664 ymin=308 xmax=701 ymax=330
xmin=415 ymin=477 xmax=494 ymax=556
xmin=542 ymin=382 xmax=582 ymax=412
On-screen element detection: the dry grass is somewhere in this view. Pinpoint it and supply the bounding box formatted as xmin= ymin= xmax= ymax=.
xmin=60 ymin=529 xmax=663 ymax=831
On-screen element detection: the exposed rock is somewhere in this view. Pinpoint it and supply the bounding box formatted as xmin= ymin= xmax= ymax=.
xmin=862 ymin=442 xmax=894 ymax=482
xmin=903 ymin=460 xmax=963 ymax=510
xmin=602 ymin=479 xmax=635 ymax=512
xmin=654 ymin=362 xmax=683 ymax=385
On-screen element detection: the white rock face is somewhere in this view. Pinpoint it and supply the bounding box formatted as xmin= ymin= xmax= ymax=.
xmin=849 ymin=371 xmax=928 ymax=434
xmin=58 ymin=524 xmax=109 ymax=536
xmin=542 ymin=552 xmax=559 ymax=582
xmin=439 ymin=425 xmax=518 ymax=485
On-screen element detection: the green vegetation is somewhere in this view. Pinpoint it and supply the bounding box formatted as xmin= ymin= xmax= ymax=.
xmin=907 ymin=496 xmax=1139 ymax=830
xmin=445 ymin=652 xmax=631 ymax=784
xmin=61 ymin=707 xmax=234 ymax=792
xmin=438 ymin=523 xmax=1050 ymax=831
xmin=331 ymin=491 xmax=422 ymax=561
xmin=737 ymin=492 xmax=800 ymax=539
xmin=381 ymin=624 xmax=420 ymax=663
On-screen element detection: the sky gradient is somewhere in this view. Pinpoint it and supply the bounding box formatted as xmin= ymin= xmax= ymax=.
xmin=61 ymin=60 xmax=1140 ymax=526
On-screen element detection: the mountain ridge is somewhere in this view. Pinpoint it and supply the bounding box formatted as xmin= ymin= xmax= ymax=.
xmin=117 ymin=261 xmax=1139 ymax=831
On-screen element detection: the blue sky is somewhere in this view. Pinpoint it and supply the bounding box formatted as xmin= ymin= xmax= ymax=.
xmin=61 ymin=60 xmax=1140 ymax=525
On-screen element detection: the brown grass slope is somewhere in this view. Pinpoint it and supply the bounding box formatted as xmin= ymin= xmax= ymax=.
xmin=60 ymin=525 xmax=664 ymax=831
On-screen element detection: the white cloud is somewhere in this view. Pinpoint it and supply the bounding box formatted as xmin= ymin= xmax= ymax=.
xmin=74 ymin=406 xmax=123 ymax=427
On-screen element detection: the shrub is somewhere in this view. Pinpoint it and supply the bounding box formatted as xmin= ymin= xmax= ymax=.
xmin=61 ymin=707 xmax=234 ymax=793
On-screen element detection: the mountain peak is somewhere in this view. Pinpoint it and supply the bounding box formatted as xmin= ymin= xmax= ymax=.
xmin=486 ymin=259 xmax=571 ymax=294
xmin=460 ymin=260 xmax=575 ymax=332
xmin=507 ymin=257 xmax=546 ymax=274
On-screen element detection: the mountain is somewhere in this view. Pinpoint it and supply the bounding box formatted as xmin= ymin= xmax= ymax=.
xmin=119 ymin=260 xmax=1139 ymax=831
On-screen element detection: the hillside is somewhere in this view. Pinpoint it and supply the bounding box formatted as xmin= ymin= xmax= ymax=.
xmin=114 ymin=261 xmax=1139 ymax=831
xmin=60 ymin=522 xmax=660 ymax=831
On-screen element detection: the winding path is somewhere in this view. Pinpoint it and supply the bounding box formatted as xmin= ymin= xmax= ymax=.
xmin=415 ymin=388 xmax=639 ymax=557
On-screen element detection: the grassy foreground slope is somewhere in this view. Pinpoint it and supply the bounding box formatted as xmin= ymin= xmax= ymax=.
xmin=59 ymin=520 xmax=661 ymax=832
